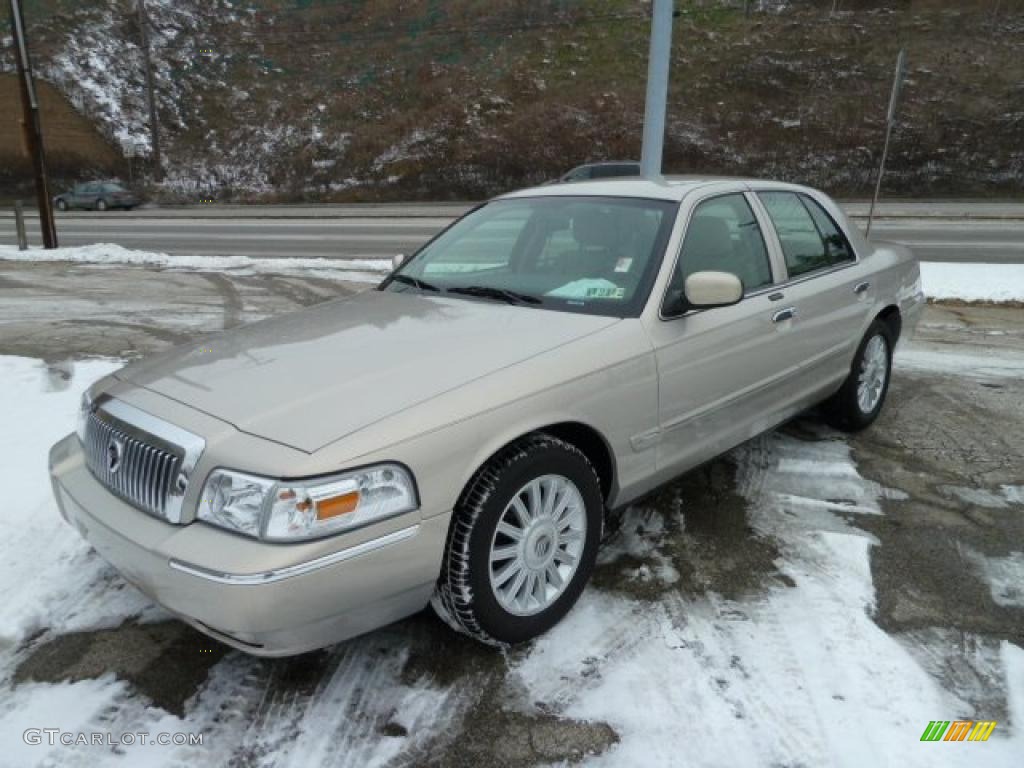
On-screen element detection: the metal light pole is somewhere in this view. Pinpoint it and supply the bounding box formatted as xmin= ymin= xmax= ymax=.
xmin=10 ymin=0 xmax=58 ymax=248
xmin=640 ymin=0 xmax=674 ymax=180
xmin=866 ymin=48 xmax=907 ymax=238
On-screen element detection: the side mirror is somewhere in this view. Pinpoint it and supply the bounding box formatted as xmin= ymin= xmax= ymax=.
xmin=392 ymin=253 xmax=407 ymax=270
xmin=684 ymin=271 xmax=744 ymax=309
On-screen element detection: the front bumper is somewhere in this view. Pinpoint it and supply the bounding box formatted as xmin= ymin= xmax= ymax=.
xmin=49 ymin=433 xmax=450 ymax=656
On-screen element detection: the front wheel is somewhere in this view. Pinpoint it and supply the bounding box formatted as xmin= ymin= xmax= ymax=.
xmin=431 ymin=434 xmax=603 ymax=645
xmin=55 ymin=198 xmax=68 ymax=211
xmin=823 ymin=320 xmax=893 ymax=432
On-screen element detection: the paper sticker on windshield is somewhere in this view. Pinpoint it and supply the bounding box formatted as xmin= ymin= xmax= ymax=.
xmin=546 ymin=279 xmax=626 ymax=300
xmin=614 ymin=257 xmax=633 ymax=273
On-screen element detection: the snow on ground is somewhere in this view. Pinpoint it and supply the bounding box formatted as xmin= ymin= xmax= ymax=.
xmin=515 ymin=431 xmax=1024 ymax=767
xmin=0 ymin=244 xmax=391 ymax=284
xmin=0 ymin=356 xmax=163 ymax=647
xmin=968 ymin=550 xmax=1024 ymax=609
xmin=919 ymin=262 xmax=1024 ymax=303
xmin=0 ymin=330 xmax=1022 ymax=763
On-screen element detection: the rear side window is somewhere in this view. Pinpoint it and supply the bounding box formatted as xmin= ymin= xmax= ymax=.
xmin=758 ymin=191 xmax=854 ymax=277
xmin=801 ymin=196 xmax=855 ymax=265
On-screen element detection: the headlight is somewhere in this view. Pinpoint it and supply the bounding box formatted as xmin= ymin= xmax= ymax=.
xmin=197 ymin=470 xmax=274 ymax=537
xmin=197 ymin=464 xmax=417 ymax=542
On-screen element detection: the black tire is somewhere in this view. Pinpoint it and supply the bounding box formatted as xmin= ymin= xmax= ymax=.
xmin=823 ymin=320 xmax=894 ymax=432
xmin=96 ymin=199 xmax=108 ymax=211
xmin=431 ymin=434 xmax=603 ymax=646
xmin=55 ymin=198 xmax=68 ymax=211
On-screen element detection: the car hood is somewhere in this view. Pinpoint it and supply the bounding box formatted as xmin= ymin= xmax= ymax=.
xmin=115 ymin=290 xmax=619 ymax=453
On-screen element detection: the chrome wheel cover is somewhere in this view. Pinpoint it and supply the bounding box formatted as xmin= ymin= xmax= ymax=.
xmin=857 ymin=334 xmax=889 ymax=414
xmin=488 ymin=474 xmax=587 ymax=616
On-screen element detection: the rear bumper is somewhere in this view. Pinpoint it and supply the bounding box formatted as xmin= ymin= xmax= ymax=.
xmin=49 ymin=433 xmax=449 ymax=656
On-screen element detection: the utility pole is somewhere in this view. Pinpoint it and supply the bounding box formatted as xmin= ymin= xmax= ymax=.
xmin=10 ymin=0 xmax=57 ymax=248
xmin=866 ymin=48 xmax=907 ymax=238
xmin=137 ymin=0 xmax=162 ymax=182
xmin=640 ymin=0 xmax=674 ymax=180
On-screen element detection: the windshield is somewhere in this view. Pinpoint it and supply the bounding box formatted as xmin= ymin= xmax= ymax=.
xmin=382 ymin=196 xmax=677 ymax=317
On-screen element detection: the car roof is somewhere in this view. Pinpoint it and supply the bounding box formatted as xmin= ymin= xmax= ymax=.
xmin=498 ymin=175 xmax=819 ymax=203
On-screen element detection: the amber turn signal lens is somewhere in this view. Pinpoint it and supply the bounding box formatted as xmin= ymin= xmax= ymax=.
xmin=315 ymin=491 xmax=360 ymax=520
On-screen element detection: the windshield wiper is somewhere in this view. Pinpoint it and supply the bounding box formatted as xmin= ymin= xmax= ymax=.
xmin=391 ymin=274 xmax=440 ymax=292
xmin=447 ymin=285 xmax=542 ymax=305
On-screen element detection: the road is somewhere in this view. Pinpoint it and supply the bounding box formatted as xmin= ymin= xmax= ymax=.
xmin=2 ymin=201 xmax=1022 ymax=263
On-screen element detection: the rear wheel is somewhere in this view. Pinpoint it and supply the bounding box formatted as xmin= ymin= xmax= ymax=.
xmin=431 ymin=434 xmax=603 ymax=645
xmin=95 ymin=199 xmax=108 ymax=211
xmin=55 ymin=198 xmax=68 ymax=211
xmin=823 ymin=320 xmax=893 ymax=432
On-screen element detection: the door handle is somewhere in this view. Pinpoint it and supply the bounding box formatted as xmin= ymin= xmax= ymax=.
xmin=772 ymin=307 xmax=797 ymax=323
xmin=854 ymin=281 xmax=871 ymax=295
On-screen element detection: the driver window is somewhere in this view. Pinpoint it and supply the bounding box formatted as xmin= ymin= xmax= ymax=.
xmin=664 ymin=194 xmax=773 ymax=315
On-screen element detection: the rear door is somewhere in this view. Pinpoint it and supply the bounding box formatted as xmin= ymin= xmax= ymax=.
xmin=645 ymin=189 xmax=788 ymax=475
xmin=751 ymin=189 xmax=874 ymax=399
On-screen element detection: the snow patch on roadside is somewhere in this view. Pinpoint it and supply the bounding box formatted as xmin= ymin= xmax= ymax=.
xmin=895 ymin=345 xmax=1024 ymax=379
xmin=920 ymin=262 xmax=1024 ymax=303
xmin=0 ymin=244 xmax=392 ymax=284
xmin=2 ymin=244 xmax=1022 ymax=304
xmin=513 ymin=429 xmax=1023 ymax=767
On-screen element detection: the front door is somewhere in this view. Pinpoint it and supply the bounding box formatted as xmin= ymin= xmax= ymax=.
xmin=645 ymin=191 xmax=787 ymax=476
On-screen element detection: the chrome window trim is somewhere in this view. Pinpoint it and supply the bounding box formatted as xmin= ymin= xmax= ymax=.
xmin=744 ymin=259 xmax=859 ymax=298
xmin=168 ymin=524 xmax=420 ymax=584
xmin=90 ymin=397 xmax=205 ymax=524
xmin=658 ymin=186 xmax=777 ymax=322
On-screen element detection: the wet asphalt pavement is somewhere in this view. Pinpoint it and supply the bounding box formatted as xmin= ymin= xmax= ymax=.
xmin=0 ymin=260 xmax=1021 ymax=765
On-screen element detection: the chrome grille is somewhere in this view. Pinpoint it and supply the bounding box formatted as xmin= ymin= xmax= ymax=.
xmin=83 ymin=409 xmax=183 ymax=520
xmin=80 ymin=398 xmax=204 ymax=524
